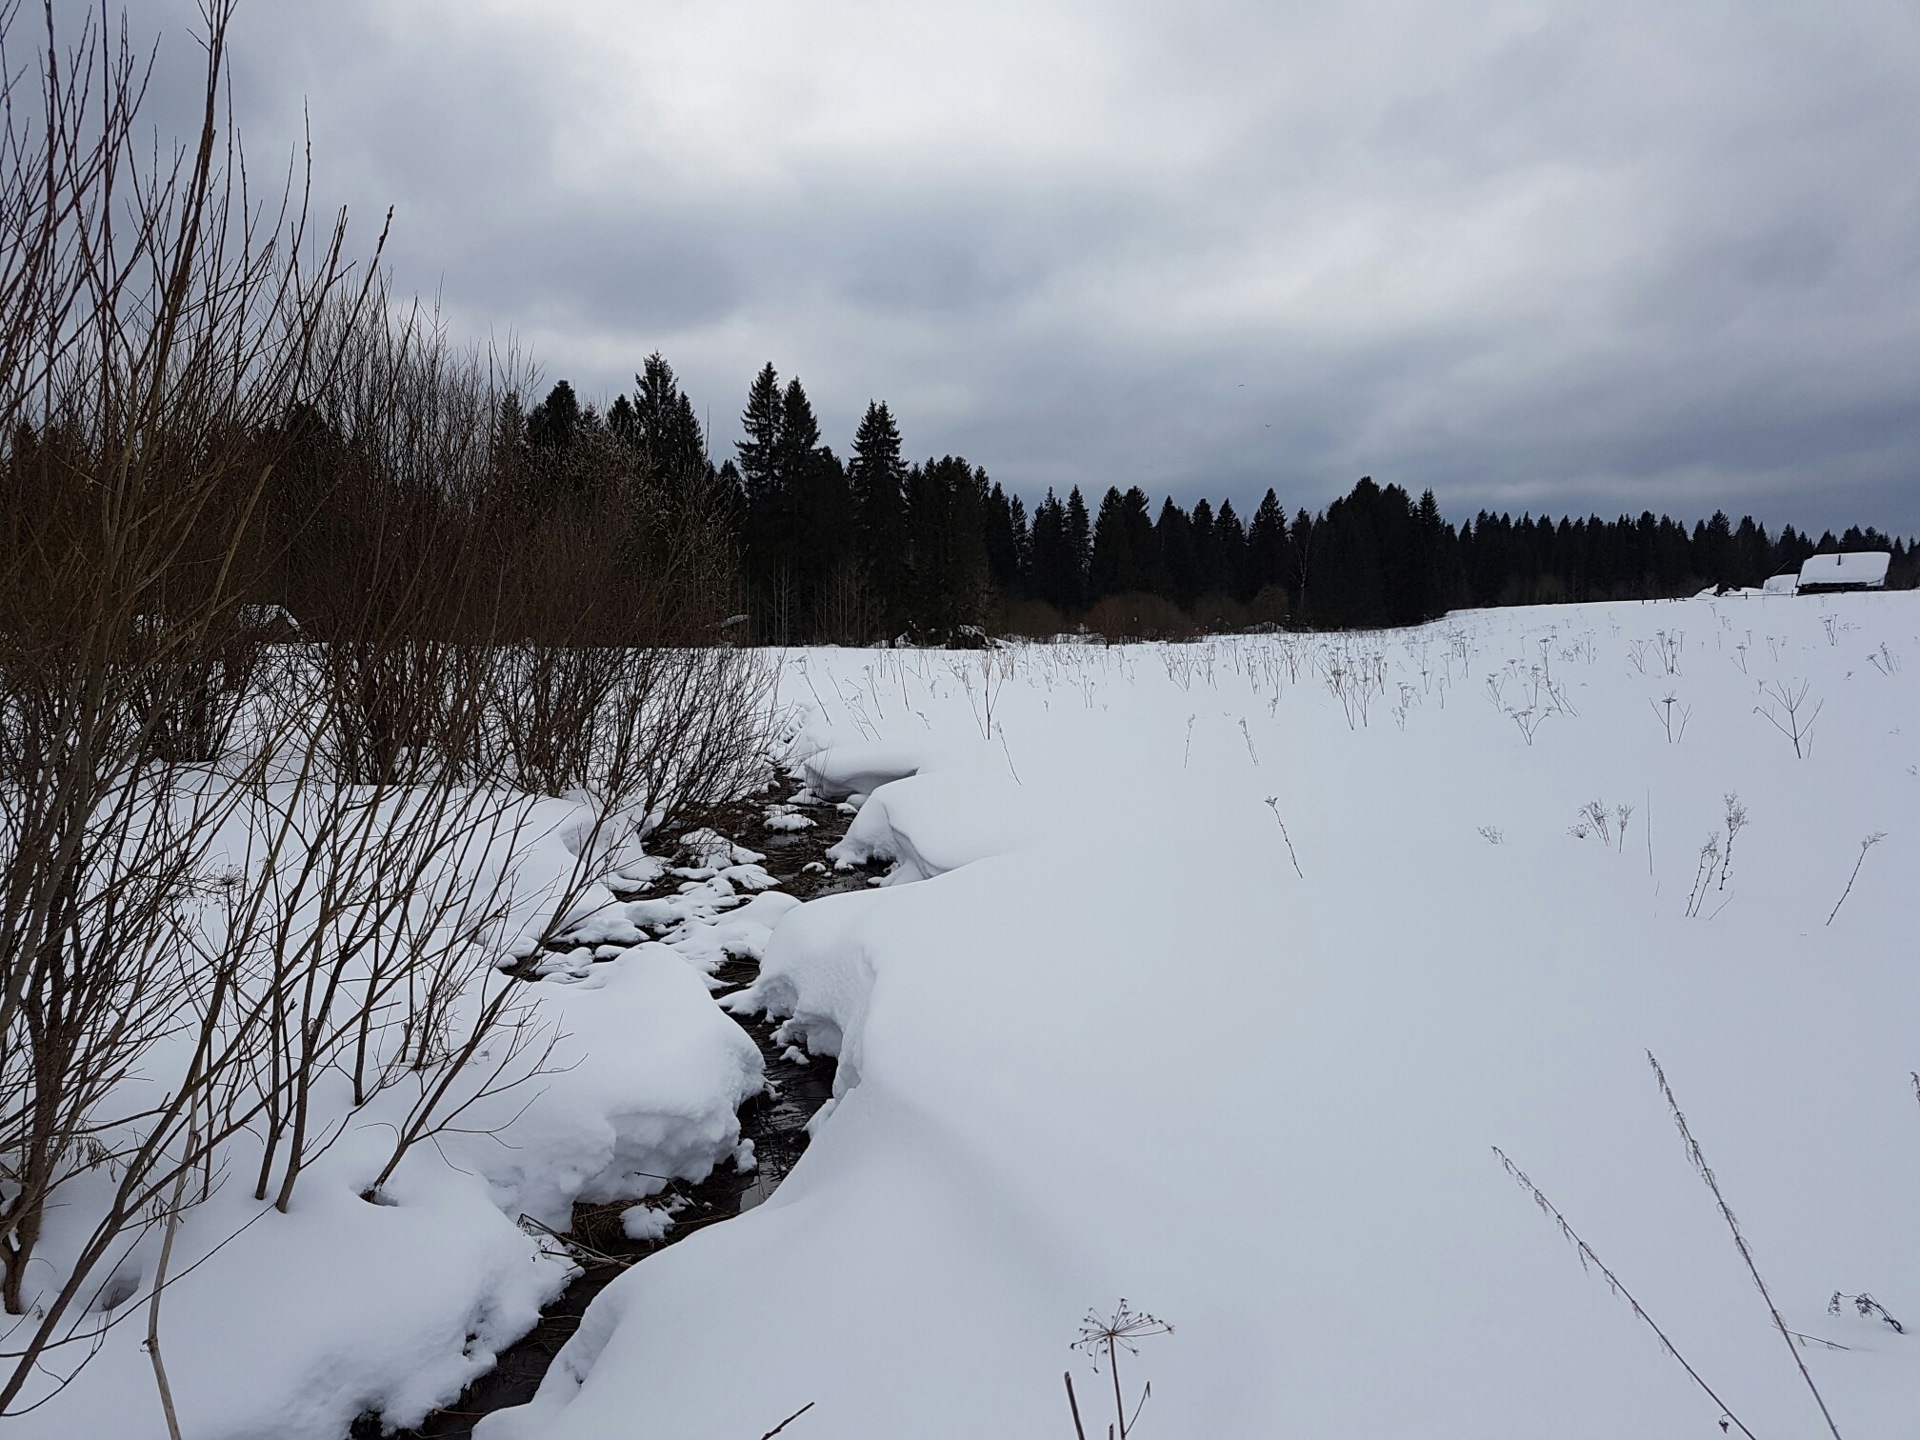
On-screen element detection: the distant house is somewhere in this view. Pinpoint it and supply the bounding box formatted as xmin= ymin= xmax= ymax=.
xmin=1795 ymin=551 xmax=1891 ymax=594
xmin=1762 ymin=572 xmax=1799 ymax=596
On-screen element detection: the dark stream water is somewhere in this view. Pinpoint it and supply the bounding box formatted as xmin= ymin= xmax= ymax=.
xmin=355 ymin=786 xmax=873 ymax=1439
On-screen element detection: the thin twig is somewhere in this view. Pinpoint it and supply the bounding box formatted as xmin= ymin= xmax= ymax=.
xmin=759 ymin=1399 xmax=814 ymax=1438
xmin=515 ymin=1214 xmax=633 ymax=1270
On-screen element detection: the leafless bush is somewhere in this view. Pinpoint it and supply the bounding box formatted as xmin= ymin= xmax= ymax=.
xmin=0 ymin=0 xmax=771 ymax=1417
xmin=0 ymin=0 xmax=380 ymax=1405
xmin=217 ymin=765 xmax=553 ymax=1213
xmin=1083 ymin=592 xmax=1196 ymax=643
xmin=281 ymin=287 xmax=517 ymax=787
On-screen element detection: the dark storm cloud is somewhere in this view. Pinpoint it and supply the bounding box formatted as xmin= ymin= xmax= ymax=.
xmin=122 ymin=0 xmax=1920 ymax=533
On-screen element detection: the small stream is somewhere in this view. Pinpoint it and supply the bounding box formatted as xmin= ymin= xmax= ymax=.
xmin=357 ymin=784 xmax=873 ymax=1439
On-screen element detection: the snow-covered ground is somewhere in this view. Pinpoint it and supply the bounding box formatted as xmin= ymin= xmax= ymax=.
xmin=486 ymin=595 xmax=1917 ymax=1440
xmin=20 ymin=592 xmax=1918 ymax=1438
xmin=8 ymin=796 xmax=784 ymax=1439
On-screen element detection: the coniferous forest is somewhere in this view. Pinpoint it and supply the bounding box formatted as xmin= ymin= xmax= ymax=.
xmin=517 ymin=357 xmax=1919 ymax=643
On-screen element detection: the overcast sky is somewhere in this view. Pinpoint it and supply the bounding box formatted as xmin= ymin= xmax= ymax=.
xmin=138 ymin=0 xmax=1920 ymax=533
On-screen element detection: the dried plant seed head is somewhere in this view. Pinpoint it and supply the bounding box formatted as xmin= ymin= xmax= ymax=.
xmin=1073 ymin=1299 xmax=1175 ymax=1366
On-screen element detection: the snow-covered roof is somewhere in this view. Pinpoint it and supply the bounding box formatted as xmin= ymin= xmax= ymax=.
xmin=1762 ymin=573 xmax=1799 ymax=595
xmin=1797 ymin=551 xmax=1890 ymax=589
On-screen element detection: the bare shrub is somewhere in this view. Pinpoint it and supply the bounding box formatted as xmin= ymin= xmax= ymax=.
xmin=1188 ymin=591 xmax=1248 ymax=633
xmin=0 ymin=1 xmax=772 ymax=1418
xmin=281 ymin=288 xmax=515 ymax=787
xmin=999 ymin=598 xmax=1067 ymax=638
xmin=0 ymin=0 xmax=380 ymax=1406
xmin=1084 ymin=592 xmax=1196 ymax=642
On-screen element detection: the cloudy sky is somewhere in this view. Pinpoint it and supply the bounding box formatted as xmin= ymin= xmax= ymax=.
xmin=141 ymin=0 xmax=1920 ymax=532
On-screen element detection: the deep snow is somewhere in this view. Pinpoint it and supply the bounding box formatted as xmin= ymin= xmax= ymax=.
xmin=19 ymin=592 xmax=1919 ymax=1439
xmin=488 ymin=595 xmax=1918 ymax=1439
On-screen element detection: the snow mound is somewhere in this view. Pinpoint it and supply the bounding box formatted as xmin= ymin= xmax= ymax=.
xmin=826 ymin=770 xmax=1031 ymax=884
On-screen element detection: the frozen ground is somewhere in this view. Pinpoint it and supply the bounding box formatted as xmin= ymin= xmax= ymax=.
xmin=20 ymin=593 xmax=1918 ymax=1438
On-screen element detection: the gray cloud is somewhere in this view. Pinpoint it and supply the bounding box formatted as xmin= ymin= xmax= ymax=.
xmin=128 ymin=0 xmax=1920 ymax=534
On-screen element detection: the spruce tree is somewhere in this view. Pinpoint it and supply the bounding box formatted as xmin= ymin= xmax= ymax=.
xmin=736 ymin=364 xmax=791 ymax=639
xmin=606 ymin=394 xmax=640 ymax=451
xmin=1090 ymin=486 xmax=1132 ymax=597
xmin=1028 ymin=489 xmax=1072 ymax=610
xmin=633 ymin=351 xmax=708 ymax=478
xmin=982 ymin=481 xmax=1023 ymax=597
xmin=1122 ymin=487 xmax=1159 ymax=594
xmin=1247 ymin=489 xmax=1289 ymax=595
xmin=737 ymin=364 xmax=784 ymax=497
xmin=849 ymin=400 xmax=909 ymax=637
xmin=1009 ymin=493 xmax=1031 ymax=585
xmin=1156 ymin=498 xmax=1195 ymax=606
xmin=1414 ymin=487 xmax=1458 ymax=618
xmin=1215 ymin=498 xmax=1248 ymax=600
xmin=776 ymin=377 xmax=853 ymax=639
xmin=1287 ymin=507 xmax=1313 ymax=617
xmin=904 ymin=457 xmax=990 ymax=637
xmin=777 ymin=376 xmax=822 ymax=485
xmin=1190 ymin=498 xmax=1221 ymax=598
xmin=1064 ymin=486 xmax=1092 ymax=607
xmin=527 ymin=380 xmax=580 ymax=452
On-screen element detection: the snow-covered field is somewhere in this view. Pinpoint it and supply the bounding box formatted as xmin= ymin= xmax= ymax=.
xmin=23 ymin=592 xmax=1919 ymax=1438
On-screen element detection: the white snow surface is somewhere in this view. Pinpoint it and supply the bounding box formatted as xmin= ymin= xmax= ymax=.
xmin=824 ymin=768 xmax=1032 ymax=883
xmin=486 ymin=598 xmax=1920 ymax=1439
xmin=11 ymin=800 xmax=770 ymax=1440
xmin=25 ymin=597 xmax=1918 ymax=1440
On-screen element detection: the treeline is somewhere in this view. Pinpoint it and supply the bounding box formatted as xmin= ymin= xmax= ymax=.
xmin=510 ymin=357 xmax=1916 ymax=641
